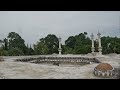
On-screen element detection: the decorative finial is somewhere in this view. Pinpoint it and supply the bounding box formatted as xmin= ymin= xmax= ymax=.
xmin=58 ymin=36 xmax=61 ymax=41
xmin=91 ymin=33 xmax=94 ymax=39
xmin=97 ymin=30 xmax=101 ymax=36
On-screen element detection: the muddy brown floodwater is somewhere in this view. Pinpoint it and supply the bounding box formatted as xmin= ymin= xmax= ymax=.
xmin=0 ymin=54 xmax=120 ymax=79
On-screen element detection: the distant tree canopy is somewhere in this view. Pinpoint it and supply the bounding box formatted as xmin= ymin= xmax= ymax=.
xmin=0 ymin=32 xmax=35 ymax=56
xmin=101 ymin=36 xmax=120 ymax=54
xmin=0 ymin=31 xmax=120 ymax=56
xmin=64 ymin=32 xmax=91 ymax=54
xmin=7 ymin=32 xmax=26 ymax=53
xmin=33 ymin=34 xmax=59 ymax=54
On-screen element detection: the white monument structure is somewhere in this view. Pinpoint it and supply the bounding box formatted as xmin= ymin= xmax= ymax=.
xmin=57 ymin=33 xmax=102 ymax=56
xmin=91 ymin=33 xmax=95 ymax=55
xmin=97 ymin=32 xmax=102 ymax=55
xmin=58 ymin=36 xmax=62 ymax=55
xmin=91 ymin=32 xmax=102 ymax=55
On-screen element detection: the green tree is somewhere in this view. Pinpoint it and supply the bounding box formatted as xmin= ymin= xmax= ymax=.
xmin=7 ymin=32 xmax=27 ymax=55
xmin=65 ymin=32 xmax=91 ymax=54
xmin=40 ymin=34 xmax=59 ymax=54
xmin=34 ymin=34 xmax=60 ymax=55
xmin=62 ymin=46 xmax=74 ymax=54
xmin=34 ymin=42 xmax=49 ymax=55
xmin=28 ymin=45 xmax=35 ymax=55
xmin=65 ymin=36 xmax=76 ymax=49
xmin=8 ymin=47 xmax=24 ymax=56
xmin=44 ymin=34 xmax=59 ymax=54
xmin=101 ymin=36 xmax=120 ymax=54
xmin=3 ymin=38 xmax=8 ymax=50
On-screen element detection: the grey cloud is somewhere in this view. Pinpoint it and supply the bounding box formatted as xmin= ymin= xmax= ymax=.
xmin=0 ymin=11 xmax=120 ymax=45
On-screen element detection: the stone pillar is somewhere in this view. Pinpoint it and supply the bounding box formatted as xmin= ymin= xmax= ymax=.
xmin=58 ymin=36 xmax=62 ymax=55
xmin=97 ymin=32 xmax=102 ymax=55
xmin=91 ymin=33 xmax=95 ymax=54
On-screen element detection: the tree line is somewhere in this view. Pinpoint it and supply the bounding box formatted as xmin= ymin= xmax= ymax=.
xmin=0 ymin=32 xmax=120 ymax=56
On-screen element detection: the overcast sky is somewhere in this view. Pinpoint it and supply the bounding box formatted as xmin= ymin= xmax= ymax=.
xmin=0 ymin=11 xmax=120 ymax=45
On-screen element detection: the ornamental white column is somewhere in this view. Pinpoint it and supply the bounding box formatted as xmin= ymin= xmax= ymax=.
xmin=91 ymin=33 xmax=95 ymax=54
xmin=58 ymin=36 xmax=62 ymax=55
xmin=97 ymin=32 xmax=102 ymax=55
